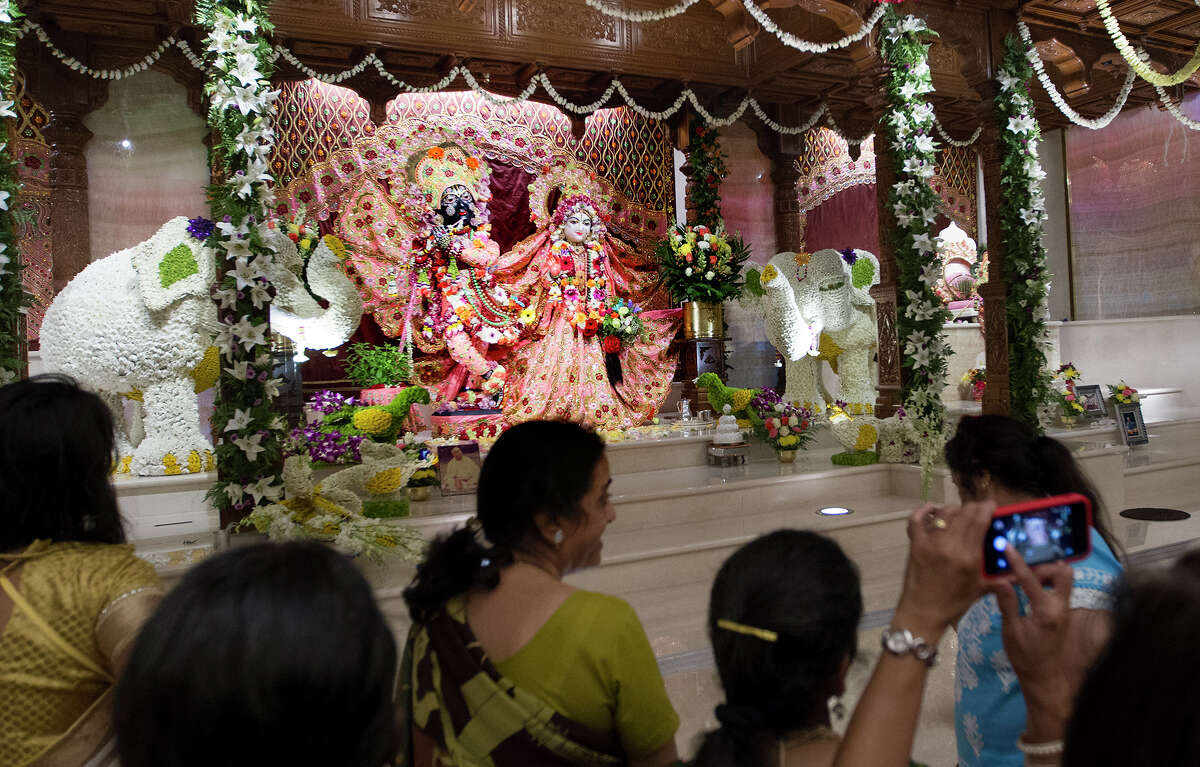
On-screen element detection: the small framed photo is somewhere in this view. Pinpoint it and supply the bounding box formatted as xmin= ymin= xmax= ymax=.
xmin=437 ymin=441 xmax=482 ymax=496
xmin=1116 ymin=402 xmax=1149 ymax=447
xmin=1075 ymin=385 xmax=1106 ymax=418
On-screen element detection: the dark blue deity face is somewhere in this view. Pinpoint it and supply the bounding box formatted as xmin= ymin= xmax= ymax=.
xmin=438 ymin=185 xmax=477 ymax=229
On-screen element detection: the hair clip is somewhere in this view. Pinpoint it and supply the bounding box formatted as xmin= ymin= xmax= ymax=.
xmin=716 ymin=619 xmax=778 ymax=643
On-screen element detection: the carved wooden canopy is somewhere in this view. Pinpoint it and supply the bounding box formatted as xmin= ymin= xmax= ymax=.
xmin=19 ymin=0 xmax=1200 ymax=143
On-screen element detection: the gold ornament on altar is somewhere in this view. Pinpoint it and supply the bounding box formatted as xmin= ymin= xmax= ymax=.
xmin=411 ymin=143 xmax=489 ymax=206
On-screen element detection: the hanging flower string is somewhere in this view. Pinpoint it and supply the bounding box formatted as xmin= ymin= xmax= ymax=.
xmin=741 ymin=1 xmax=888 ymax=54
xmin=1094 ymin=0 xmax=1200 ymax=88
xmin=1017 ymin=22 xmax=1136 ymax=131
xmin=583 ymin=0 xmax=701 ymax=22
xmin=196 ymin=0 xmax=286 ymax=519
xmin=996 ymin=35 xmax=1054 ymax=431
xmin=879 ymin=8 xmax=951 ymax=476
xmin=0 ymin=0 xmax=23 ymax=384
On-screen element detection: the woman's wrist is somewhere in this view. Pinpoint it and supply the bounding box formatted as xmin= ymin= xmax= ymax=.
xmin=1023 ymin=700 xmax=1069 ymax=744
xmin=890 ymin=604 xmax=952 ymax=642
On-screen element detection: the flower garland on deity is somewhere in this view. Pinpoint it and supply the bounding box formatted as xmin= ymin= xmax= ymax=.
xmin=542 ymin=194 xmax=611 ymax=338
xmin=880 ymin=7 xmax=952 ymax=477
xmin=0 ymin=0 xmax=25 ymax=384
xmin=997 ymin=36 xmax=1055 ymax=430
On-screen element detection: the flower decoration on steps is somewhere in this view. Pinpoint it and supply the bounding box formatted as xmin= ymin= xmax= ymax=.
xmin=0 ymin=0 xmax=25 ymax=383
xmin=1053 ymin=363 xmax=1083 ymax=418
xmin=243 ymin=451 xmax=425 ymax=561
xmin=750 ymin=388 xmax=815 ymax=453
xmin=196 ymin=0 xmax=285 ymax=518
xmin=1107 ymin=381 xmax=1140 ymax=406
xmin=880 ymin=8 xmax=951 ymax=474
xmin=997 ymin=36 xmax=1055 ymax=431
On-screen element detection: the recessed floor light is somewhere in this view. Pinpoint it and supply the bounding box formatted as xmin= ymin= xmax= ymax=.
xmin=817 ymin=506 xmax=853 ymax=517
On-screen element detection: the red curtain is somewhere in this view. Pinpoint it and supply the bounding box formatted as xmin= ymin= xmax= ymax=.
xmin=803 ymin=183 xmax=881 ymax=256
xmin=300 ymin=158 xmax=537 ymax=385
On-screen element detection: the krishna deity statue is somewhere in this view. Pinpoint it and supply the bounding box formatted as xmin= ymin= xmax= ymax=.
xmin=338 ymin=142 xmax=531 ymax=405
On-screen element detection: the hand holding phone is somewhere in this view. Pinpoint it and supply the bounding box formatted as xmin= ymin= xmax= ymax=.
xmin=982 ymin=493 xmax=1093 ymax=578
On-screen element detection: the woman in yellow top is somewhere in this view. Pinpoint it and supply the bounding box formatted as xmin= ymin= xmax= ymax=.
xmin=0 ymin=376 xmax=163 ymax=767
xmin=401 ymin=420 xmax=680 ymax=766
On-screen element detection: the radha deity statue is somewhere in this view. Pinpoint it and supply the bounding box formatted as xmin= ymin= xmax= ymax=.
xmin=338 ymin=141 xmax=530 ymax=405
xmin=484 ymin=166 xmax=678 ymax=429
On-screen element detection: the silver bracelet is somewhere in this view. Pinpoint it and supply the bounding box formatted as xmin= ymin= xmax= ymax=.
xmin=879 ymin=627 xmax=938 ymax=667
xmin=1017 ymin=734 xmax=1064 ymax=756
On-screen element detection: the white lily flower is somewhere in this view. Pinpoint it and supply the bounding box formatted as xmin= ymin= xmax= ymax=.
xmin=233 ymin=432 xmax=266 ymax=461
xmin=245 ymin=476 xmax=283 ymax=505
xmin=912 ymin=233 xmax=934 ymax=254
xmin=225 ymin=408 xmax=254 ymax=432
xmin=0 ymin=190 xmax=10 ymax=211
xmin=231 ymin=52 xmax=262 ymax=87
xmin=1008 ymin=114 xmax=1036 ymax=135
xmin=0 ymin=99 xmax=16 ymax=120
xmin=238 ymin=321 xmax=269 ymax=351
xmin=913 ymin=134 xmax=936 ymax=154
xmin=248 ymin=283 xmax=272 ymax=309
xmin=232 ymin=259 xmax=260 ymax=290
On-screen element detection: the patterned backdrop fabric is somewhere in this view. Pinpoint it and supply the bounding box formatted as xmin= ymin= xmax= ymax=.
xmin=795 ymin=128 xmax=978 ymax=251
xmin=271 ymin=83 xmax=673 ymax=219
xmin=12 ymin=71 xmax=52 ymax=347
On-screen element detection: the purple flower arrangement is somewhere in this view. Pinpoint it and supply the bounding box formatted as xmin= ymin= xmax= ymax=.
xmin=309 ymin=389 xmax=353 ymax=415
xmin=187 ymin=216 xmax=216 ymax=241
xmin=285 ymin=425 xmax=366 ymax=465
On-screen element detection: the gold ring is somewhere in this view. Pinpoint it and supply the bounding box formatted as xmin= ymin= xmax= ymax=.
xmin=932 ymin=517 xmax=948 ymax=530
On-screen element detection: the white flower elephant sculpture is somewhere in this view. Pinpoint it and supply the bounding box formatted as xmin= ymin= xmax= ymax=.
xmin=40 ymin=216 xmax=362 ymax=476
xmin=745 ymin=248 xmax=881 ymax=415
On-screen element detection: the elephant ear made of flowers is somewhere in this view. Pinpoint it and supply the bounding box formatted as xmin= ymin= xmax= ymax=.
xmin=129 ymin=216 xmax=219 ymax=313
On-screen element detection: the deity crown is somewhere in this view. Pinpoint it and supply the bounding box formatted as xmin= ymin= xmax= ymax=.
xmin=412 ymin=143 xmax=487 ymax=203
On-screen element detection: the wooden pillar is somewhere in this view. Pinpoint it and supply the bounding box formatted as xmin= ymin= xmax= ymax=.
xmin=770 ymin=154 xmax=804 ymax=253
xmin=20 ymin=34 xmax=106 ymax=293
xmin=864 ymin=66 xmax=901 ymax=418
xmin=977 ymin=82 xmax=1012 ymax=416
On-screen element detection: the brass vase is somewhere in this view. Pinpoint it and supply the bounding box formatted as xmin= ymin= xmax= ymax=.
xmin=776 ymin=449 xmax=798 ymax=463
xmin=407 ymin=486 xmax=432 ymax=502
xmin=682 ymin=301 xmax=724 ymax=339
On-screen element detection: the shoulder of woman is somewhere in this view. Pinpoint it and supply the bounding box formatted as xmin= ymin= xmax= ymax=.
xmin=567 ymin=590 xmax=644 ymax=630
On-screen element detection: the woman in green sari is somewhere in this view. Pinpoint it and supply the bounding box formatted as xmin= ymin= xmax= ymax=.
xmin=402 ymin=421 xmax=679 ymax=767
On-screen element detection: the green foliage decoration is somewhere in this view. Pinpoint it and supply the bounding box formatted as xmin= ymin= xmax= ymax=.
xmin=344 ymin=342 xmax=412 ymax=388
xmin=196 ymin=0 xmax=287 ymax=519
xmin=688 ymin=122 xmax=727 ymax=229
xmin=879 ymin=8 xmax=952 ymax=474
xmin=0 ymin=1 xmax=27 ymax=384
xmin=159 ymin=243 xmax=200 ymax=288
xmin=995 ymin=37 xmax=1055 ymax=431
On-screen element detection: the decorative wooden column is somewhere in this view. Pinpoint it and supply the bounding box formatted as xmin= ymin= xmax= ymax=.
xmin=20 ymin=35 xmax=106 ymax=293
xmin=976 ymin=81 xmax=1012 ymax=416
xmin=864 ymin=67 xmax=902 ymax=418
xmin=769 ymin=154 xmax=804 ymax=253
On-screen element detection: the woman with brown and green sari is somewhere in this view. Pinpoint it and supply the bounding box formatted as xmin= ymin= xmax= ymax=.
xmin=401 ymin=421 xmax=679 ymax=767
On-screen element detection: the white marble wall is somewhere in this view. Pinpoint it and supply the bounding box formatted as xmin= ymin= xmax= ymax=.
xmin=1059 ymin=314 xmax=1200 ymax=407
xmin=84 ymin=71 xmax=209 ymax=262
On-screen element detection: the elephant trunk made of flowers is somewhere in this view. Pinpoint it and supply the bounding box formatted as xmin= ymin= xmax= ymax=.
xmin=744 ymin=248 xmax=881 ymax=416
xmin=40 ymin=216 xmax=363 ymax=476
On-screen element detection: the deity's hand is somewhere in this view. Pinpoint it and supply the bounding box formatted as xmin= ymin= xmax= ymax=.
xmin=433 ymin=225 xmax=453 ymax=250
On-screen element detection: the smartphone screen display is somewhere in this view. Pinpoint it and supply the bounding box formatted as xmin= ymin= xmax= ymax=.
xmin=983 ymin=498 xmax=1091 ymax=576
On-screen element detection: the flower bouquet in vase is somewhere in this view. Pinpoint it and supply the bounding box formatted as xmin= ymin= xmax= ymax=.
xmin=750 ymin=388 xmax=815 ymax=462
xmin=597 ymin=298 xmax=644 ymax=384
xmin=1106 ymin=381 xmax=1140 ymax=420
xmin=1054 ymin=363 xmax=1084 ymax=426
xmin=654 ymin=222 xmax=750 ymax=338
xmin=402 ymin=441 xmax=439 ymax=502
xmin=960 ymin=368 xmax=986 ymax=402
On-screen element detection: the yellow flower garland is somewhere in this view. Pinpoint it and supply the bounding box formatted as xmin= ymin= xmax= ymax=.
xmin=1096 ymin=0 xmax=1200 ymax=87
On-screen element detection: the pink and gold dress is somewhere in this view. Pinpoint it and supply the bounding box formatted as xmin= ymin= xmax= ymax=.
xmin=491 ymin=227 xmax=678 ymax=430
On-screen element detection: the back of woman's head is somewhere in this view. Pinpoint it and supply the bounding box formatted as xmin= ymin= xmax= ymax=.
xmin=404 ymin=420 xmax=605 ymax=622
xmin=1065 ymin=555 xmax=1200 ymax=766
xmin=693 ymin=530 xmax=862 ymax=767
xmin=115 ymin=541 xmax=397 ymax=767
xmin=0 ymin=374 xmax=123 ymax=550
xmin=945 ymin=414 xmax=1119 ymax=554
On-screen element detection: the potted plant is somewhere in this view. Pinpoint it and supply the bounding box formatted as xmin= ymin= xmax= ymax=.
xmin=345 ymin=342 xmax=411 ymax=405
xmin=654 ymin=224 xmax=751 ymax=338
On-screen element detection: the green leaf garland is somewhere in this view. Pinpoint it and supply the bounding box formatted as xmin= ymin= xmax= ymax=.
xmin=996 ymin=36 xmax=1054 ymax=431
xmin=196 ymin=0 xmax=286 ymax=518
xmin=879 ymin=8 xmax=951 ymax=469
xmin=688 ymin=122 xmax=727 ymax=229
xmin=0 ymin=0 xmax=26 ymax=384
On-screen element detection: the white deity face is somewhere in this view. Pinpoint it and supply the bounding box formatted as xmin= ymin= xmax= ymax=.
xmin=562 ymin=210 xmax=595 ymax=244
xmin=816 ymin=274 xmax=853 ymax=331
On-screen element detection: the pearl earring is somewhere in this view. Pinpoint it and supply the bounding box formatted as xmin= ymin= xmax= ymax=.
xmin=553 ymin=529 xmax=564 ymax=548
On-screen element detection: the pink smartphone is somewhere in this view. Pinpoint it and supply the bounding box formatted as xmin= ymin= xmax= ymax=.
xmin=982 ymin=493 xmax=1093 ymax=578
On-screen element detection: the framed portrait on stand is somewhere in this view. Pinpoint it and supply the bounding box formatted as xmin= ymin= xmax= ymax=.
xmin=1116 ymin=402 xmax=1149 ymax=447
xmin=1075 ymin=384 xmax=1106 ymax=418
xmin=437 ymin=441 xmax=482 ymax=496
